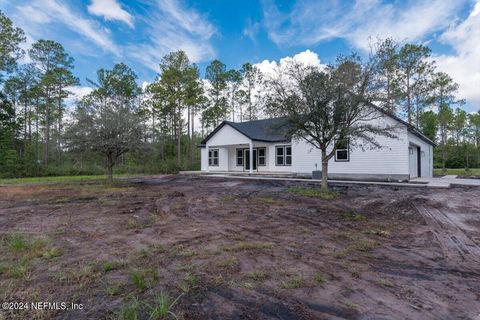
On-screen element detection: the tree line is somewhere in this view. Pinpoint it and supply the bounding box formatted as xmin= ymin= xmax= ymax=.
xmin=371 ymin=39 xmax=480 ymax=171
xmin=0 ymin=10 xmax=264 ymax=179
xmin=0 ymin=10 xmax=479 ymax=180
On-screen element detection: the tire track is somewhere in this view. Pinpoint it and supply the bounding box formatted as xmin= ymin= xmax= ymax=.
xmin=414 ymin=203 xmax=480 ymax=267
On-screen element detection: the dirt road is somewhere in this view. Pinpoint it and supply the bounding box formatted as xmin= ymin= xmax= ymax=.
xmin=1 ymin=175 xmax=479 ymax=319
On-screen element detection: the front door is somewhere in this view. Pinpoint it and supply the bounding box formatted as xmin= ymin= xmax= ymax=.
xmin=409 ymin=145 xmax=418 ymax=178
xmin=244 ymin=149 xmax=257 ymax=171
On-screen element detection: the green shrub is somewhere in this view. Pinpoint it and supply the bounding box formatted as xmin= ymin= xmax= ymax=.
xmin=288 ymin=187 xmax=338 ymax=199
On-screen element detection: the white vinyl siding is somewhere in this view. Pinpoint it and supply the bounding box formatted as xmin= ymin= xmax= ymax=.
xmin=200 ymin=112 xmax=433 ymax=178
xmin=291 ymin=115 xmax=409 ymax=176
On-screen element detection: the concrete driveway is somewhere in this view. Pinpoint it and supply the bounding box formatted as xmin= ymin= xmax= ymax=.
xmin=412 ymin=175 xmax=480 ymax=187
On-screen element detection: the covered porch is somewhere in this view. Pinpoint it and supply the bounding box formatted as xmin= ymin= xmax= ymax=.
xmin=203 ymin=142 xmax=280 ymax=174
xmin=199 ymin=118 xmax=292 ymax=174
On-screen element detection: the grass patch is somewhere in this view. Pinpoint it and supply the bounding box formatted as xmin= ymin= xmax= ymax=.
xmin=344 ymin=300 xmax=360 ymax=310
xmin=281 ymin=275 xmax=304 ymax=289
xmin=218 ymin=256 xmax=238 ymax=268
xmin=130 ymin=269 xmax=158 ymax=291
xmin=255 ymin=197 xmax=276 ymax=204
xmin=102 ymin=260 xmax=124 ymax=272
xmin=5 ymin=258 xmax=30 ymax=279
xmin=0 ymin=174 xmax=135 ymax=185
xmin=42 ymin=247 xmax=62 ymax=259
xmin=364 ymin=229 xmax=391 ymax=237
xmin=126 ymin=218 xmax=139 ymax=230
xmin=341 ymin=212 xmax=366 ymax=222
xmin=333 ymin=248 xmax=349 ymax=259
xmin=314 ymin=272 xmax=325 ymax=284
xmin=224 ymin=242 xmax=274 ymax=252
xmin=333 ymin=237 xmax=377 ymax=259
xmin=152 ymin=244 xmax=166 ymax=253
xmin=177 ymin=249 xmax=196 ymax=257
xmin=137 ymin=248 xmax=152 ymax=259
xmin=106 ymin=284 xmax=124 ymax=296
xmin=146 ymin=292 xmax=183 ymax=320
xmin=172 ymin=244 xmax=197 ymax=258
xmin=378 ymin=278 xmax=394 ymax=288
xmin=350 ymin=239 xmax=377 ymax=252
xmin=288 ymin=187 xmax=338 ymax=199
xmin=248 ymin=270 xmax=268 ymax=282
xmin=178 ymin=273 xmax=199 ymax=293
xmin=117 ymin=297 xmax=140 ymax=320
xmin=4 ymin=234 xmax=49 ymax=254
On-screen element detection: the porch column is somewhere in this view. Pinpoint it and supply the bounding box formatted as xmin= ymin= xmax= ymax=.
xmin=249 ymin=141 xmax=253 ymax=174
xmin=206 ymin=144 xmax=209 ymax=173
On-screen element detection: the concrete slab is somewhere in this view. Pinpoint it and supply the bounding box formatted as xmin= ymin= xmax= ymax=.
xmin=412 ymin=176 xmax=480 ymax=188
xmin=183 ymin=171 xmax=480 ymax=188
xmin=443 ymin=175 xmax=458 ymax=179
xmin=195 ymin=173 xmax=450 ymax=188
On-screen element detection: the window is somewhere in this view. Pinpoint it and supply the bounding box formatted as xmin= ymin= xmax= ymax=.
xmin=236 ymin=149 xmax=243 ymax=166
xmin=258 ymin=148 xmax=266 ymax=166
xmin=285 ymin=146 xmax=292 ymax=165
xmin=208 ymin=149 xmax=219 ymax=166
xmin=276 ymin=145 xmax=292 ymax=166
xmin=335 ymin=140 xmax=349 ymax=162
xmin=276 ymin=146 xmax=284 ymax=165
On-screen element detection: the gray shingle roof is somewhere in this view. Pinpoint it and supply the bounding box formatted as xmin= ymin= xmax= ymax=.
xmin=200 ymin=117 xmax=291 ymax=145
xmin=200 ymin=107 xmax=436 ymax=147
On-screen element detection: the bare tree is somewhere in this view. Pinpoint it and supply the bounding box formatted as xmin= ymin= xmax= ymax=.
xmin=67 ymin=63 xmax=144 ymax=184
xmin=265 ymin=54 xmax=398 ymax=189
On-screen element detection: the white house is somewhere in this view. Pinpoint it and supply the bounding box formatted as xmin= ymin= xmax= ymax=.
xmin=199 ymin=109 xmax=435 ymax=181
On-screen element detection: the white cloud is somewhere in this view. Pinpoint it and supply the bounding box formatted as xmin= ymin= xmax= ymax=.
xmin=262 ymin=0 xmax=467 ymax=50
xmin=435 ymin=0 xmax=480 ymax=110
xmin=127 ymin=0 xmax=216 ymax=71
xmin=88 ymin=0 xmax=134 ymax=28
xmin=261 ymin=0 xmax=478 ymax=110
xmin=67 ymin=85 xmax=93 ymax=99
xmin=242 ymin=19 xmax=260 ymax=43
xmin=64 ymin=85 xmax=94 ymax=107
xmin=158 ymin=0 xmax=215 ymax=39
xmin=13 ymin=0 xmax=120 ymax=56
xmin=255 ymin=49 xmax=324 ymax=75
xmin=17 ymin=5 xmax=51 ymax=24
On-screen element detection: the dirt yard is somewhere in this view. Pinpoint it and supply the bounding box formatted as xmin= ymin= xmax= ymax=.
xmin=1 ymin=175 xmax=480 ymax=320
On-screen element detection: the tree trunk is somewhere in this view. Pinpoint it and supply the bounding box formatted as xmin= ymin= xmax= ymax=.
xmin=190 ymin=106 xmax=195 ymax=167
xmin=465 ymin=143 xmax=470 ymax=171
xmin=106 ymin=154 xmax=114 ymax=184
xmin=187 ymin=104 xmax=191 ymax=165
xmin=152 ymin=108 xmax=155 ymax=144
xmin=35 ymin=97 xmax=39 ymax=165
xmin=248 ymin=89 xmax=252 ymax=121
xmin=321 ymin=149 xmax=328 ymax=190
xmin=23 ymin=84 xmax=27 ymax=142
xmin=44 ymin=87 xmax=50 ymax=166
xmin=407 ymin=77 xmax=412 ymax=125
xmin=442 ymin=144 xmax=447 ymax=173
xmin=177 ymin=104 xmax=181 ymax=167
xmin=57 ymin=86 xmax=62 ymax=157
xmin=107 ymin=165 xmax=113 ymax=184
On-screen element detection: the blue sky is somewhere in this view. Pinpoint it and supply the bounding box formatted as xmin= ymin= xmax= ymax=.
xmin=1 ymin=0 xmax=479 ymax=111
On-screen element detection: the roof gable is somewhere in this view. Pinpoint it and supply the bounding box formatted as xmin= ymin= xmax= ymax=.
xmin=200 ymin=117 xmax=291 ymax=145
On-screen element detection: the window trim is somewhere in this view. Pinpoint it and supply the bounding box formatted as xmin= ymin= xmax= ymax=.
xmin=208 ymin=148 xmax=219 ymax=166
xmin=236 ymin=148 xmax=243 ymax=166
xmin=236 ymin=147 xmax=266 ymax=168
xmin=257 ymin=147 xmax=266 ymax=166
xmin=334 ymin=140 xmax=349 ymax=162
xmin=275 ymin=145 xmax=292 ymax=166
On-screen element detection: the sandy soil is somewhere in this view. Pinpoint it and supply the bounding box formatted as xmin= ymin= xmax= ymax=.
xmin=0 ymin=175 xmax=480 ymax=320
